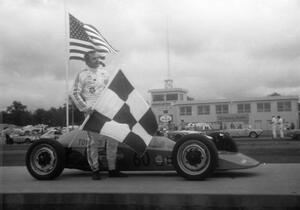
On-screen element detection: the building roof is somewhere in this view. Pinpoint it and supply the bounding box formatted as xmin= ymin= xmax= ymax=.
xmin=148 ymin=88 xmax=188 ymax=93
xmin=173 ymin=95 xmax=299 ymax=106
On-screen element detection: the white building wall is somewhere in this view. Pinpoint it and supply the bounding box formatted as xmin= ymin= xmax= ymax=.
xmin=149 ymin=87 xmax=299 ymax=131
xmin=169 ymin=98 xmax=299 ymax=131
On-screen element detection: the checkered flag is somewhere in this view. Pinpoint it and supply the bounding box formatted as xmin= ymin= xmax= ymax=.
xmin=81 ymin=70 xmax=158 ymax=156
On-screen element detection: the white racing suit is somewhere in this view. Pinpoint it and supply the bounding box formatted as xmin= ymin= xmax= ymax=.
xmin=71 ymin=67 xmax=118 ymax=171
xmin=271 ymin=117 xmax=277 ymax=138
xmin=278 ymin=118 xmax=284 ymax=138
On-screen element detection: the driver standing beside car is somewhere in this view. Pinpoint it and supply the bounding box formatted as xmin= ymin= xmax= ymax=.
xmin=71 ymin=50 xmax=127 ymax=180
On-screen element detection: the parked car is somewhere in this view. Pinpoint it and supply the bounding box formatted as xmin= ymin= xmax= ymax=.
xmin=286 ymin=129 xmax=300 ymax=140
xmin=40 ymin=129 xmax=63 ymax=140
xmin=1 ymin=127 xmax=15 ymax=144
xmin=10 ymin=131 xmax=39 ymax=144
xmin=221 ymin=127 xmax=263 ymax=138
xmin=167 ymin=130 xmax=204 ymax=141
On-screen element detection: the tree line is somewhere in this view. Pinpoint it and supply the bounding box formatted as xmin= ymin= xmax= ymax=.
xmin=1 ymin=101 xmax=85 ymax=127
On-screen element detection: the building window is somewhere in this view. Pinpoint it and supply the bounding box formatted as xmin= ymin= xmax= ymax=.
xmin=277 ymin=101 xmax=291 ymax=112
xmin=216 ymin=104 xmax=229 ymax=114
xmin=198 ymin=105 xmax=210 ymax=115
xmin=237 ymin=103 xmax=251 ymax=113
xmin=166 ymin=94 xmax=178 ymax=101
xmin=257 ymin=102 xmax=271 ymax=112
xmin=180 ymin=106 xmax=192 ymax=115
xmin=153 ymin=94 xmax=164 ymax=102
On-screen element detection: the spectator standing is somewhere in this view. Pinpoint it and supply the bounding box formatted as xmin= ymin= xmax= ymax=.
xmin=230 ymin=122 xmax=235 ymax=129
xmin=167 ymin=121 xmax=176 ymax=131
xmin=271 ymin=116 xmax=277 ymax=139
xmin=179 ymin=120 xmax=185 ymax=130
xmin=290 ymin=122 xmax=295 ymax=130
xmin=277 ymin=116 xmax=284 ymax=138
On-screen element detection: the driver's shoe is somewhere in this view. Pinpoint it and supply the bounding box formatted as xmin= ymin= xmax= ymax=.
xmin=91 ymin=170 xmax=101 ymax=180
xmin=108 ymin=170 xmax=128 ymax=177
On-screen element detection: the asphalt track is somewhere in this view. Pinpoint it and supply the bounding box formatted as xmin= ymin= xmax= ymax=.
xmin=1 ymin=164 xmax=300 ymax=210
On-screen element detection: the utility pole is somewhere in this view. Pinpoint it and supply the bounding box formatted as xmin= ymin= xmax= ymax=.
xmin=165 ymin=16 xmax=173 ymax=89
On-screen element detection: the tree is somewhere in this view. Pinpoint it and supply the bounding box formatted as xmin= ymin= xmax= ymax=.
xmin=7 ymin=101 xmax=27 ymax=113
xmin=3 ymin=100 xmax=84 ymax=127
xmin=6 ymin=101 xmax=32 ymax=126
xmin=33 ymin=108 xmax=48 ymax=125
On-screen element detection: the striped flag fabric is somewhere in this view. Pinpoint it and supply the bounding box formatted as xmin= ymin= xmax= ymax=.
xmin=69 ymin=13 xmax=117 ymax=61
xmin=81 ymin=70 xmax=158 ymax=156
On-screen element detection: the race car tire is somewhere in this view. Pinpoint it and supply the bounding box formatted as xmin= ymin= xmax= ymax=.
xmin=172 ymin=134 xmax=218 ymax=180
xmin=26 ymin=139 xmax=65 ymax=180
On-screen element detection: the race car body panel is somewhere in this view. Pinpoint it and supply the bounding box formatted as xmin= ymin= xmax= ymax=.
xmin=58 ymin=129 xmax=259 ymax=172
xmin=58 ymin=129 xmax=90 ymax=148
xmin=217 ymin=151 xmax=260 ymax=170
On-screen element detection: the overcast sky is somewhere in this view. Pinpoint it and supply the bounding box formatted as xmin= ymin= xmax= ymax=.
xmin=1 ymin=0 xmax=300 ymax=111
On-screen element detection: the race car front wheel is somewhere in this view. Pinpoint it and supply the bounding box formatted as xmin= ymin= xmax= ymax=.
xmin=26 ymin=139 xmax=65 ymax=180
xmin=172 ymin=134 xmax=218 ymax=180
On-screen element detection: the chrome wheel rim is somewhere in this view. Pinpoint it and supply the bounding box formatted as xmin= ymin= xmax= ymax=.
xmin=30 ymin=144 xmax=57 ymax=175
xmin=177 ymin=141 xmax=211 ymax=175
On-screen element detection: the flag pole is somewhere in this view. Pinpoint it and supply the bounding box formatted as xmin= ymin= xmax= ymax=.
xmin=64 ymin=0 xmax=70 ymax=132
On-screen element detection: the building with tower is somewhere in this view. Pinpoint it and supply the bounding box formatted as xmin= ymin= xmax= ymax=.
xmin=149 ymin=80 xmax=299 ymax=131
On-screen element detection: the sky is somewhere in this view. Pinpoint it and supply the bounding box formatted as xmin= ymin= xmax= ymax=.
xmin=1 ymin=0 xmax=300 ymax=111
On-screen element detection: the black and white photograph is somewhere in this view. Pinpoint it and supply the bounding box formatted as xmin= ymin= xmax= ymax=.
xmin=1 ymin=0 xmax=300 ymax=209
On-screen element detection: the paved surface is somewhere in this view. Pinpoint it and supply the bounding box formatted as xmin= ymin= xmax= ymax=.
xmin=1 ymin=164 xmax=300 ymax=210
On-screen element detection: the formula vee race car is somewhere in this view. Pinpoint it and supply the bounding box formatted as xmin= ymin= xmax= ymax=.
xmin=25 ymin=129 xmax=260 ymax=180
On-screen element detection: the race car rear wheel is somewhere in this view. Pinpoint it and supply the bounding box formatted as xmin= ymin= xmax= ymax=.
xmin=26 ymin=139 xmax=65 ymax=180
xmin=172 ymin=134 xmax=218 ymax=180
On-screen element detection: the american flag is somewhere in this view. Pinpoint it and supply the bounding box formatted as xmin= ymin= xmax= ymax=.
xmin=81 ymin=70 xmax=158 ymax=156
xmin=69 ymin=13 xmax=117 ymax=61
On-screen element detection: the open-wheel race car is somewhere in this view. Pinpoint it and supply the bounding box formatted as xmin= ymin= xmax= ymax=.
xmin=25 ymin=129 xmax=260 ymax=180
